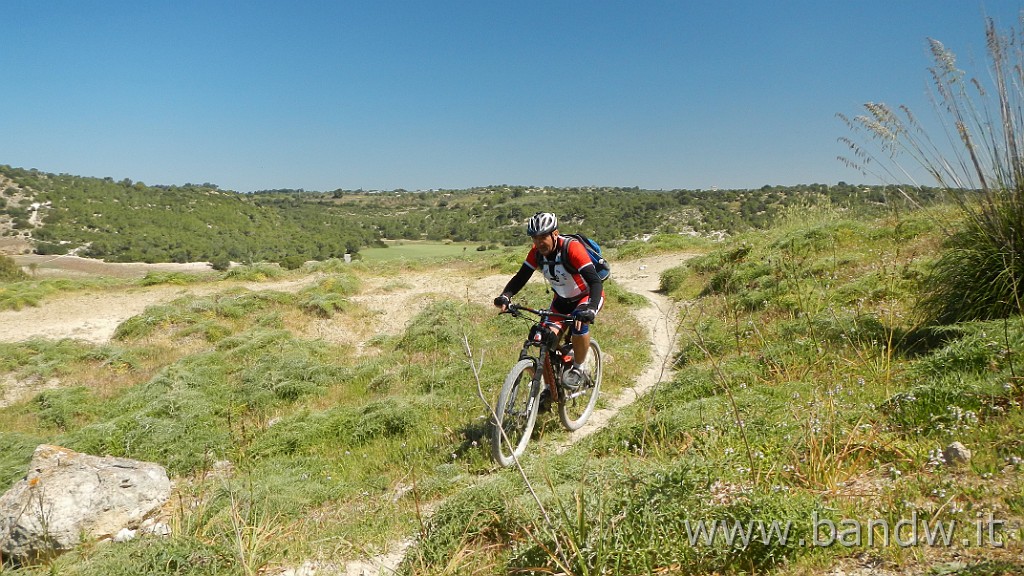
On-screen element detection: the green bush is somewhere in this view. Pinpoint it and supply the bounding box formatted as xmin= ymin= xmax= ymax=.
xmin=297 ymin=273 xmax=360 ymax=317
xmin=918 ymin=209 xmax=1024 ymax=324
xmin=0 ymin=254 xmax=26 ymax=281
xmin=396 ymin=300 xmax=472 ymax=353
xmin=225 ymin=263 xmax=284 ymax=281
xmin=209 ymin=254 xmax=232 ymax=271
xmin=659 ymin=265 xmax=690 ymax=294
xmin=137 ymin=271 xmax=200 ymax=286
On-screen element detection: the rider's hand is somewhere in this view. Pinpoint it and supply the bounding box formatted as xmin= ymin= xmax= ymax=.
xmin=494 ymin=294 xmax=511 ymax=311
xmin=573 ymin=308 xmax=596 ymax=324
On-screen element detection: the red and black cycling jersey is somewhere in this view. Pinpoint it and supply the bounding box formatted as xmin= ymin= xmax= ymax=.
xmin=500 ymin=235 xmax=603 ymax=304
xmin=524 ymin=235 xmax=595 ymax=300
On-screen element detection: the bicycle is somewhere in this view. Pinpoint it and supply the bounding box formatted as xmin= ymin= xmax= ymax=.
xmin=491 ymin=303 xmax=603 ymax=467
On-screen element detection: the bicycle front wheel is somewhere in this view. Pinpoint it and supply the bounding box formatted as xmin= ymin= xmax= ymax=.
xmin=491 ymin=358 xmax=541 ymax=467
xmin=559 ymin=340 xmax=602 ymax=431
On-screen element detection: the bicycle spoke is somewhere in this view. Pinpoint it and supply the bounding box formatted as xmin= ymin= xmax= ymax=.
xmin=492 ymin=359 xmax=539 ymax=466
xmin=559 ymin=340 xmax=602 ymax=431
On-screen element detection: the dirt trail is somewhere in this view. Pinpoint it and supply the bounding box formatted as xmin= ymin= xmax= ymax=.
xmin=556 ymin=253 xmax=690 ymax=450
xmin=0 ymin=276 xmax=319 ymax=344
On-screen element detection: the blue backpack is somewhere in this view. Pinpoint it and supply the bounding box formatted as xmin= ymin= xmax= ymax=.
xmin=560 ymin=233 xmax=611 ymax=281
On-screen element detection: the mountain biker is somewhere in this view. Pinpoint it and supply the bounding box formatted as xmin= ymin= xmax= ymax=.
xmin=493 ymin=212 xmax=604 ymax=389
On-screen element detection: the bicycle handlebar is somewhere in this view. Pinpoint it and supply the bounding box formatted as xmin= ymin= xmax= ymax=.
xmin=502 ymin=302 xmax=575 ymax=321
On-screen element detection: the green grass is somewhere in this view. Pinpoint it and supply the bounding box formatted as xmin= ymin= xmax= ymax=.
xmin=359 ymin=240 xmax=501 ymax=262
xmin=4 ymin=206 xmax=1024 ymax=575
xmin=615 ymin=232 xmax=716 ymax=259
xmin=136 ymin=271 xmax=210 ymax=286
xmin=0 ymin=277 xmax=123 ymax=310
xmin=400 ymin=206 xmax=1024 ymax=576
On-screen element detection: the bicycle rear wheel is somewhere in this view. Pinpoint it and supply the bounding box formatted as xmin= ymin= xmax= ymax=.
xmin=492 ymin=358 xmax=541 ymax=467
xmin=559 ymin=340 xmax=602 ymax=431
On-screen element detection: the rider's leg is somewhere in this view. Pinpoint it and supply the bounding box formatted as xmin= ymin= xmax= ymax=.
xmin=568 ymin=293 xmax=601 ymax=366
xmin=571 ymin=332 xmax=590 ymax=365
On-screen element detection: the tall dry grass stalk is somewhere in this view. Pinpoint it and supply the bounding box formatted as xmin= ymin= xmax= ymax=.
xmin=839 ymin=16 xmax=1024 ymax=324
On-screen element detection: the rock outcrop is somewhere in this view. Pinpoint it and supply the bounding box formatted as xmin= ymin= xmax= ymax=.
xmin=0 ymin=445 xmax=171 ymax=566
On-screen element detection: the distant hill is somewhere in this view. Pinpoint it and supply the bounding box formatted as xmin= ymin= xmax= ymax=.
xmin=0 ymin=166 xmax=379 ymax=268
xmin=0 ymin=164 xmax=918 ymax=266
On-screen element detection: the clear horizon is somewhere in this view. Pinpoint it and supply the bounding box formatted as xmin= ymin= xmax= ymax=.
xmin=3 ymin=1 xmax=1022 ymax=193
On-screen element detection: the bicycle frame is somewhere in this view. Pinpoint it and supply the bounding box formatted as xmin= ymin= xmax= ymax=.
xmin=507 ymin=304 xmax=574 ymax=402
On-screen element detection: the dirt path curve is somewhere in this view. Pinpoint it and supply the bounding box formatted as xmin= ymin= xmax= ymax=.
xmin=556 ymin=252 xmax=691 ymax=451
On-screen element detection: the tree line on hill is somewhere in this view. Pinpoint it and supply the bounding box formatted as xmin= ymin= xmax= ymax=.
xmin=0 ymin=165 xmax=934 ymax=267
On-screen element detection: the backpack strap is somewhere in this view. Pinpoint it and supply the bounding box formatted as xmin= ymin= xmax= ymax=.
xmin=539 ymin=235 xmax=576 ymax=277
xmin=559 ymin=235 xmax=580 ymax=275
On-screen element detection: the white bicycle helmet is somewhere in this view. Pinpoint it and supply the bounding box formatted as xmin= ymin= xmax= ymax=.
xmin=526 ymin=212 xmax=558 ymax=237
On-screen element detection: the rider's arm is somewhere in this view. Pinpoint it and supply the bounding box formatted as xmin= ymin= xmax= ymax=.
xmin=580 ymin=264 xmax=603 ymax=311
xmin=566 ymin=239 xmax=603 ymax=312
xmin=500 ymin=262 xmax=534 ymax=298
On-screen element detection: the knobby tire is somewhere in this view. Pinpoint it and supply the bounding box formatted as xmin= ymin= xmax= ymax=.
xmin=491 ymin=358 xmax=540 ymax=467
xmin=558 ymin=340 xmax=602 ymax=431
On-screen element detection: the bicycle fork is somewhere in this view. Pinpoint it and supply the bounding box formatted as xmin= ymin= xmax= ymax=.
xmin=515 ymin=359 xmax=545 ymax=418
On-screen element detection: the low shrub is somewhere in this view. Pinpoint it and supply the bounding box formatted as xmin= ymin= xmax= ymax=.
xmin=0 ymin=254 xmax=26 ymax=281
xmin=225 ymin=263 xmax=284 ymax=281
xmin=137 ymin=272 xmax=201 ymax=286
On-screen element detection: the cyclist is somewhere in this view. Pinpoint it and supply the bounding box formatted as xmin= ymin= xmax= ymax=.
xmin=493 ymin=212 xmax=604 ymax=390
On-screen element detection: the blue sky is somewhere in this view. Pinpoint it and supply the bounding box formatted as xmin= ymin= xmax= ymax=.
xmin=2 ymin=1 xmax=1022 ymax=192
